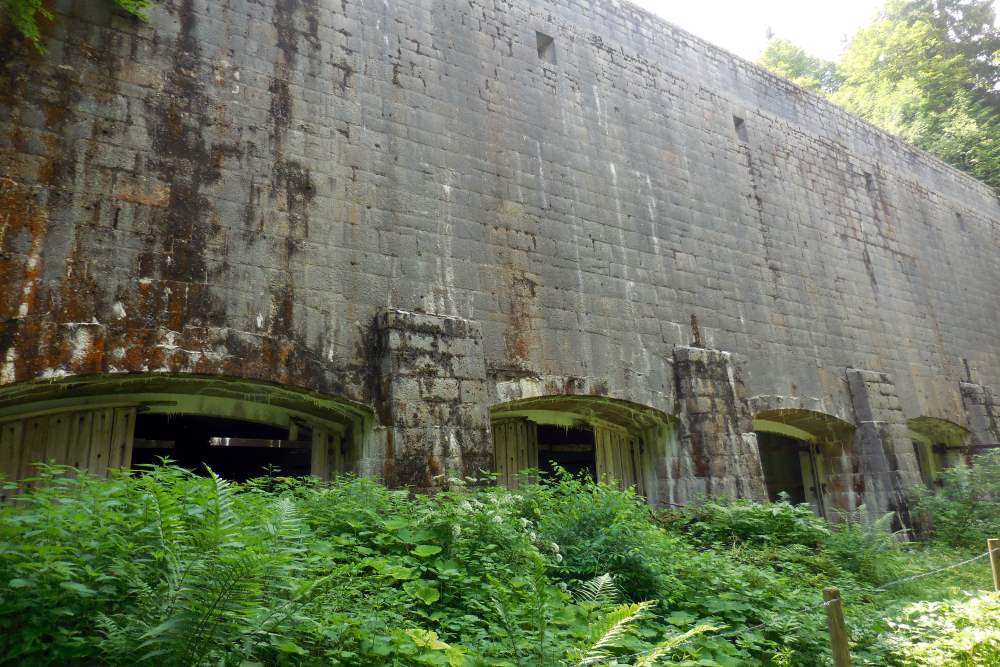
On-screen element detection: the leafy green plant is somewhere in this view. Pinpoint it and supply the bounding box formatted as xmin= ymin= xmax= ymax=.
xmin=884 ymin=592 xmax=1000 ymax=666
xmin=677 ymin=494 xmax=830 ymax=549
xmin=912 ymin=450 xmax=1000 ymax=548
xmin=822 ymin=506 xmax=911 ymax=585
xmin=0 ymin=462 xmax=995 ymax=666
xmin=3 ymin=0 xmax=149 ymax=51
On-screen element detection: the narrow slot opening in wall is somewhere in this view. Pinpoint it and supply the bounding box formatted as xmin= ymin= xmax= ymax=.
xmin=536 ymin=31 xmax=556 ymax=65
xmin=864 ymin=172 xmax=876 ymax=192
xmin=733 ymin=115 xmax=748 ymax=143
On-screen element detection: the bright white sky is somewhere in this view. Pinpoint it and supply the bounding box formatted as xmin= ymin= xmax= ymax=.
xmin=628 ymin=0 xmax=997 ymax=62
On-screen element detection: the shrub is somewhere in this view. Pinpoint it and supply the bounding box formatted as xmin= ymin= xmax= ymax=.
xmin=884 ymin=592 xmax=1000 ymax=666
xmin=911 ymin=449 xmax=1000 ymax=548
xmin=0 ymin=463 xmax=992 ymax=666
xmin=675 ymin=495 xmax=830 ymax=549
xmin=821 ymin=506 xmax=911 ymax=586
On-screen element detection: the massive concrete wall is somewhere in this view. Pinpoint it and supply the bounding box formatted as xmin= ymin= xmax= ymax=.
xmin=2 ymin=0 xmax=1000 ymax=508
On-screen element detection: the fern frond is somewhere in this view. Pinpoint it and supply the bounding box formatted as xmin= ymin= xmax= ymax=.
xmin=576 ymin=600 xmax=655 ymax=666
xmin=176 ymin=551 xmax=266 ymax=664
xmin=633 ymin=624 xmax=718 ymax=666
xmin=574 ymin=573 xmax=620 ymax=606
xmin=96 ymin=612 xmax=131 ymax=662
xmin=143 ymin=480 xmax=186 ymax=548
xmin=266 ymin=497 xmax=303 ymax=545
xmin=206 ymin=468 xmax=240 ymax=546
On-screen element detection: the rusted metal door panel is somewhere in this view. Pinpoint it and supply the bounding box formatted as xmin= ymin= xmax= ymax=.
xmin=20 ymin=417 xmax=49 ymax=482
xmin=800 ymin=445 xmax=827 ymax=517
xmin=627 ymin=436 xmax=645 ymax=497
xmin=87 ymin=408 xmax=115 ymax=477
xmin=67 ymin=411 xmax=94 ymax=470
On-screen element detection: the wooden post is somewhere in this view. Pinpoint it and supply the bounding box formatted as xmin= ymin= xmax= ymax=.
xmin=989 ymin=538 xmax=1000 ymax=593
xmin=823 ymin=587 xmax=852 ymax=667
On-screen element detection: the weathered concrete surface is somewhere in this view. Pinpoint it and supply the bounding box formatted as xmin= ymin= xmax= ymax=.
xmin=846 ymin=369 xmax=923 ymax=520
xmin=2 ymin=0 xmax=1000 ymax=509
xmin=959 ymin=381 xmax=1000 ymax=445
xmin=671 ymin=346 xmax=767 ymax=503
xmin=375 ymin=309 xmax=490 ymax=488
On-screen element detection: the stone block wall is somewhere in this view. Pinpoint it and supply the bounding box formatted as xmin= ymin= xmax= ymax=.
xmin=846 ymin=369 xmax=923 ymax=521
xmin=670 ymin=346 xmax=767 ymax=504
xmin=959 ymin=382 xmax=1000 ymax=445
xmin=375 ymin=309 xmax=490 ymax=488
xmin=1 ymin=0 xmax=999 ymax=504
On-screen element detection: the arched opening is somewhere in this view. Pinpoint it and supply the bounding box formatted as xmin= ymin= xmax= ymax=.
xmin=489 ymin=395 xmax=672 ymax=502
xmin=0 ymin=374 xmax=374 ymax=491
xmin=907 ymin=417 xmax=970 ymax=488
xmin=752 ymin=409 xmax=855 ymax=517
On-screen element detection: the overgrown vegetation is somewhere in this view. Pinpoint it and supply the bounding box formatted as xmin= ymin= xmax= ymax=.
xmin=758 ymin=0 xmax=1000 ymax=194
xmin=1 ymin=453 xmax=998 ymax=665
xmin=912 ymin=448 xmax=1000 ymax=548
xmin=2 ymin=0 xmax=148 ymax=50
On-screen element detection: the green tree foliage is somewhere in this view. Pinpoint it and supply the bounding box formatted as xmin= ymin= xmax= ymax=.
xmin=757 ymin=38 xmax=841 ymax=93
xmin=756 ymin=0 xmax=1000 ymax=194
xmin=2 ymin=0 xmax=148 ymax=51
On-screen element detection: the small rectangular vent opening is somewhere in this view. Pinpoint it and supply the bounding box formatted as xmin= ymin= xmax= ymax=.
xmin=864 ymin=172 xmax=876 ymax=192
xmin=536 ymin=31 xmax=556 ymax=65
xmin=733 ymin=115 xmax=748 ymax=143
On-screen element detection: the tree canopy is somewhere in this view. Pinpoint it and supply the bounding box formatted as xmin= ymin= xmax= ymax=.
xmin=758 ymin=0 xmax=1000 ymax=193
xmin=758 ymin=38 xmax=841 ymax=94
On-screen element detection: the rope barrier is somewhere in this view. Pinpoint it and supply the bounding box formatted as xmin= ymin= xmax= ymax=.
xmin=873 ymin=548 xmax=996 ymax=591
xmin=591 ymin=545 xmax=998 ymax=664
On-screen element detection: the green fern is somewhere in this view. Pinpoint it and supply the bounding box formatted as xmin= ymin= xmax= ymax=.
xmin=173 ymin=551 xmax=267 ymax=664
xmin=574 ymin=573 xmax=621 ymax=607
xmin=575 ymin=600 xmax=655 ymax=666
xmin=633 ymin=624 xmax=718 ymax=666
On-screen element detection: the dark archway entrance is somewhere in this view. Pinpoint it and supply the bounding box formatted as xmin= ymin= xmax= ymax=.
xmin=0 ymin=374 xmax=373 ymax=489
xmin=489 ymin=394 xmax=673 ymax=501
xmin=757 ymin=432 xmax=810 ymax=505
xmin=131 ymin=414 xmax=311 ymax=481
xmin=907 ymin=417 xmax=971 ymax=487
xmin=536 ymin=423 xmax=596 ymax=480
xmin=752 ymin=408 xmax=856 ymax=517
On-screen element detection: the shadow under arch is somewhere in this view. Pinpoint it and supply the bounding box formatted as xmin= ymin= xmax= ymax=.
xmin=751 ymin=408 xmax=856 ymax=517
xmin=752 ymin=408 xmax=855 ymax=443
xmin=489 ymin=394 xmax=674 ymax=503
xmin=907 ymin=416 xmax=971 ymax=487
xmin=0 ymin=373 xmax=376 ymax=490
